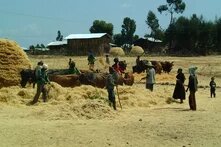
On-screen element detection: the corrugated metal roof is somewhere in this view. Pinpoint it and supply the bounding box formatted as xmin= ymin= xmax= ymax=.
xmin=147 ymin=37 xmax=162 ymax=43
xmin=47 ymin=40 xmax=67 ymax=47
xmin=65 ymin=33 xmax=107 ymax=40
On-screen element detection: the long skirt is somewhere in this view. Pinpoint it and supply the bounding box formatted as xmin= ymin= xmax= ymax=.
xmin=173 ymin=80 xmax=186 ymax=100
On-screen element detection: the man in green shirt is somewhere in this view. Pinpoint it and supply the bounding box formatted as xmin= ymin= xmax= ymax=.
xmin=88 ymin=53 xmax=96 ymax=71
xmin=68 ymin=61 xmax=81 ymax=75
xmin=106 ymin=67 xmax=117 ymax=110
xmin=31 ymin=64 xmax=50 ymax=104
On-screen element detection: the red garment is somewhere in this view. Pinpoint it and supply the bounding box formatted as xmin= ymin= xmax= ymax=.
xmin=112 ymin=63 xmax=123 ymax=74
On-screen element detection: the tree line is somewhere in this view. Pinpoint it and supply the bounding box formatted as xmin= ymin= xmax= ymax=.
xmin=89 ymin=0 xmax=221 ymax=55
xmin=30 ymin=0 xmax=220 ymax=56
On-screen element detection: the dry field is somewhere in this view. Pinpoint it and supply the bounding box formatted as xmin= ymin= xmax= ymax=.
xmin=0 ymin=55 xmax=221 ymax=147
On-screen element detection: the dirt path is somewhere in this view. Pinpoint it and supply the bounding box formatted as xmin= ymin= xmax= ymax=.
xmin=0 ymin=87 xmax=221 ymax=147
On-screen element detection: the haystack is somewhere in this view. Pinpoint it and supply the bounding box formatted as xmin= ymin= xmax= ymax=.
xmin=130 ymin=46 xmax=144 ymax=56
xmin=0 ymin=39 xmax=31 ymax=88
xmin=109 ymin=47 xmax=125 ymax=56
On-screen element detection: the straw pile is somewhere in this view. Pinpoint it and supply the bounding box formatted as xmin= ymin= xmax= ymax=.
xmin=0 ymin=82 xmax=170 ymax=120
xmin=130 ymin=46 xmax=144 ymax=56
xmin=109 ymin=47 xmax=125 ymax=56
xmin=0 ymin=39 xmax=31 ymax=88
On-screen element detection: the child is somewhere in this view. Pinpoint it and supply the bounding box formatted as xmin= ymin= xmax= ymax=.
xmin=210 ymin=77 xmax=216 ymax=98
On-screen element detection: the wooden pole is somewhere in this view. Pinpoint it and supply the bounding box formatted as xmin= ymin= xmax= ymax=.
xmin=116 ymin=85 xmax=122 ymax=110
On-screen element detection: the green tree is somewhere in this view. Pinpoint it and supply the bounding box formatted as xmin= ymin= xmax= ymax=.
xmin=164 ymin=14 xmax=219 ymax=55
xmin=121 ymin=17 xmax=136 ymax=45
xmin=35 ymin=44 xmax=40 ymax=48
xmin=146 ymin=10 xmax=163 ymax=39
xmin=158 ymin=0 xmax=186 ymax=24
xmin=29 ymin=45 xmax=35 ymax=54
xmin=215 ymin=18 xmax=221 ymax=52
xmin=113 ymin=34 xmax=124 ymax=46
xmin=40 ymin=44 xmax=45 ymax=48
xmin=89 ymin=20 xmax=113 ymax=36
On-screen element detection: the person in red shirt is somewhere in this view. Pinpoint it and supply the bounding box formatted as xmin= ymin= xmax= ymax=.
xmin=112 ymin=57 xmax=123 ymax=75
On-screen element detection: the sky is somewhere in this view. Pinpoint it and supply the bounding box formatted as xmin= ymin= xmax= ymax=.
xmin=0 ymin=0 xmax=221 ymax=48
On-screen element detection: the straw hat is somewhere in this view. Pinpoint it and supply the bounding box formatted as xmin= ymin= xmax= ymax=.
xmin=147 ymin=61 xmax=154 ymax=67
xmin=43 ymin=64 xmax=48 ymax=69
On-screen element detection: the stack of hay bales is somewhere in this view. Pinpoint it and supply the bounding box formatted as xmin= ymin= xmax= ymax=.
xmin=109 ymin=47 xmax=125 ymax=56
xmin=130 ymin=46 xmax=144 ymax=56
xmin=0 ymin=39 xmax=31 ymax=88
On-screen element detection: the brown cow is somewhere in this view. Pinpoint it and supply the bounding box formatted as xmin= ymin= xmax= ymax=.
xmin=160 ymin=61 xmax=174 ymax=73
xmin=123 ymin=72 xmax=134 ymax=86
xmin=79 ymin=72 xmax=107 ymax=88
xmin=79 ymin=72 xmax=126 ymax=88
xmin=49 ymin=74 xmax=81 ymax=87
xmin=151 ymin=61 xmax=162 ymax=74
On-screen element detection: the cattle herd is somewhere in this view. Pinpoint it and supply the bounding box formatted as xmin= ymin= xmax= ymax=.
xmin=20 ymin=60 xmax=174 ymax=88
xmin=133 ymin=60 xmax=174 ymax=74
xmin=20 ymin=69 xmax=134 ymax=88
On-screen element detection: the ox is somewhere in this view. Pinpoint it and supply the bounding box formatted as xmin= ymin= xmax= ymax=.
xmin=20 ymin=68 xmax=134 ymax=88
xmin=79 ymin=72 xmax=124 ymax=88
xmin=123 ymin=72 xmax=134 ymax=86
xmin=150 ymin=61 xmax=162 ymax=74
xmin=132 ymin=60 xmax=162 ymax=74
xmin=49 ymin=74 xmax=81 ymax=87
xmin=132 ymin=60 xmax=148 ymax=74
xmin=20 ymin=69 xmax=69 ymax=88
xmin=160 ymin=61 xmax=174 ymax=73
xmin=20 ymin=69 xmax=36 ymax=88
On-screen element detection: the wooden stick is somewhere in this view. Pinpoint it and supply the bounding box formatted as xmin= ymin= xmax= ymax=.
xmin=116 ymin=85 xmax=122 ymax=110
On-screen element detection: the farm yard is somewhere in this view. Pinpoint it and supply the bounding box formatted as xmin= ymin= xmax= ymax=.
xmin=1 ymin=54 xmax=221 ymax=147
xmin=1 ymin=0 xmax=221 ymax=146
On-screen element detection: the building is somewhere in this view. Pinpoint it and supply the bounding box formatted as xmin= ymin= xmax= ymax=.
xmin=47 ymin=40 xmax=67 ymax=52
xmin=133 ymin=37 xmax=162 ymax=53
xmin=65 ymin=33 xmax=111 ymax=55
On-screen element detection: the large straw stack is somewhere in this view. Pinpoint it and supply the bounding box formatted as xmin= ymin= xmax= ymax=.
xmin=109 ymin=47 xmax=125 ymax=56
xmin=0 ymin=39 xmax=31 ymax=88
xmin=130 ymin=46 xmax=144 ymax=56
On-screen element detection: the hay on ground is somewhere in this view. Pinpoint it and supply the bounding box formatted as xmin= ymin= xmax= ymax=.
xmin=0 ymin=39 xmax=31 ymax=88
xmin=0 ymin=82 xmax=169 ymax=120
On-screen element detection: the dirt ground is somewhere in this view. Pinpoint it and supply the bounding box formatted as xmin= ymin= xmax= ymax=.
xmin=0 ymin=55 xmax=221 ymax=147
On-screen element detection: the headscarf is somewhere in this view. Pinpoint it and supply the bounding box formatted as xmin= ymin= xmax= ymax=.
xmin=177 ymin=68 xmax=182 ymax=73
xmin=189 ymin=66 xmax=197 ymax=75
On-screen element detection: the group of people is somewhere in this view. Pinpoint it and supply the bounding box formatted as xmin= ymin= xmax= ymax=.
xmin=136 ymin=55 xmax=216 ymax=111
xmin=172 ymin=66 xmax=216 ymax=111
xmin=30 ymin=54 xmax=217 ymax=112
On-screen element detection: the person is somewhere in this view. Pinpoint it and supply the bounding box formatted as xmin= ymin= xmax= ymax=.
xmin=68 ymin=58 xmax=72 ymax=69
xmin=68 ymin=61 xmax=81 ymax=75
xmin=105 ymin=54 xmax=110 ymax=65
xmin=87 ymin=52 xmax=96 ymax=71
xmin=136 ymin=55 xmax=141 ymax=66
xmin=186 ymin=66 xmax=198 ymax=111
xmin=210 ymin=77 xmax=216 ymax=98
xmin=31 ymin=64 xmax=50 ymax=105
xmin=32 ymin=61 xmax=44 ymax=88
xmin=112 ymin=57 xmax=124 ymax=75
xmin=146 ymin=61 xmax=156 ymax=91
xmin=172 ymin=68 xmax=186 ymax=103
xmin=106 ymin=67 xmax=117 ymax=110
